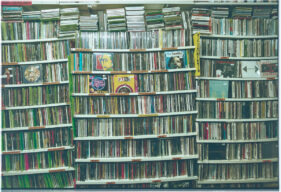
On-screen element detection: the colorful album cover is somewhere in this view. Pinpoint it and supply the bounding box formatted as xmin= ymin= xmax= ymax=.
xmin=259 ymin=60 xmax=278 ymax=78
xmin=113 ymin=74 xmax=138 ymax=93
xmin=89 ymin=75 xmax=108 ymax=93
xmin=241 ymin=61 xmax=260 ymax=78
xmin=94 ymin=53 xmax=113 ymax=71
xmin=21 ymin=64 xmax=43 ymax=84
xmin=165 ymin=50 xmax=186 ymax=69
xmin=214 ymin=60 xmax=237 ymax=78
xmin=209 ymin=80 xmax=229 ymax=98
xmin=2 ymin=67 xmax=13 ymax=84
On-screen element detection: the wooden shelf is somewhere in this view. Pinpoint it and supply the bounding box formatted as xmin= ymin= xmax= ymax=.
xmin=196 ymin=118 xmax=278 ymax=123
xmin=200 ymin=35 xmax=278 ymax=39
xmin=74 ymin=111 xmax=198 ymax=118
xmin=197 ymin=138 xmax=278 ymax=144
xmin=2 ymin=146 xmax=74 ymax=155
xmin=198 ymin=158 xmax=278 ymax=164
xmin=2 ymin=37 xmax=74 ymax=44
xmin=200 ymin=56 xmax=277 ymax=60
xmin=196 ymin=97 xmax=278 ymax=102
xmin=1 ymin=59 xmax=68 ymax=66
xmin=2 ymin=81 xmax=69 ymax=88
xmin=2 ymin=167 xmax=75 ymax=176
xmin=196 ymin=77 xmax=277 ymax=81
xmin=76 ymin=154 xmax=198 ymax=163
xmin=198 ymin=177 xmax=278 ymax=184
xmin=2 ymin=102 xmax=70 ymax=110
xmin=72 ymin=68 xmax=196 ymax=75
xmin=33 ymin=0 xmax=278 ymax=5
xmin=2 ymin=124 xmax=73 ymax=132
xmin=76 ymin=175 xmax=198 ymax=185
xmin=75 ymin=132 xmax=197 ymax=141
xmin=71 ymin=46 xmax=195 ymax=53
xmin=73 ymin=89 xmax=197 ymax=97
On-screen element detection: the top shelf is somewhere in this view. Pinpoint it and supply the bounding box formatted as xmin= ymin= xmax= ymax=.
xmin=1 ymin=37 xmax=74 ymax=44
xmin=200 ymin=35 xmax=278 ymax=39
xmin=188 ymin=2 xmax=278 ymax=6
xmin=71 ymin=46 xmax=195 ymax=53
xmin=31 ymin=0 xmax=278 ymax=5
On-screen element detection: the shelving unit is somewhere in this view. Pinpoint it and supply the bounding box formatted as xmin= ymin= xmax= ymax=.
xmin=1 ymin=11 xmax=75 ymax=189
xmin=196 ymin=3 xmax=278 ymax=189
xmin=70 ymin=26 xmax=199 ymax=188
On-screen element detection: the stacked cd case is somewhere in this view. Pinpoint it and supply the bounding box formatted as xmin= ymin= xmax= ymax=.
xmin=59 ymin=8 xmax=79 ymax=38
xmin=125 ymin=6 xmax=146 ymax=32
xmin=145 ymin=9 xmax=164 ymax=30
xmin=191 ymin=8 xmax=211 ymax=34
xmin=41 ymin=8 xmax=60 ymax=21
xmin=253 ymin=7 xmax=271 ymax=18
xmin=106 ymin=8 xmax=127 ymax=32
xmin=232 ymin=7 xmax=252 ymax=17
xmin=2 ymin=6 xmax=23 ymax=21
xmin=211 ymin=7 xmax=229 ymax=18
xmin=22 ymin=11 xmax=41 ymax=21
xmin=163 ymin=7 xmax=183 ymax=30
xmin=80 ymin=15 xmax=98 ymax=31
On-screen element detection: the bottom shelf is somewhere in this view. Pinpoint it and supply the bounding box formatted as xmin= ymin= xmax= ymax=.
xmin=77 ymin=175 xmax=198 ymax=185
xmin=65 ymin=185 xmax=75 ymax=189
xmin=2 ymin=167 xmax=75 ymax=176
xmin=2 ymin=171 xmax=75 ymax=189
xmin=198 ymin=177 xmax=278 ymax=184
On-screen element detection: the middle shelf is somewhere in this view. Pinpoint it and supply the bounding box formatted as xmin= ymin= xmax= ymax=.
xmin=75 ymin=154 xmax=199 ymax=163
